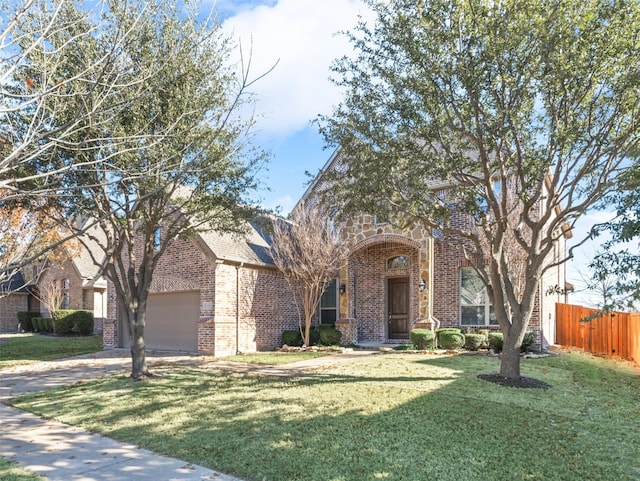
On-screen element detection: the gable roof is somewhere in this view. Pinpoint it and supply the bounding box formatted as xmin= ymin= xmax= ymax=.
xmin=0 ymin=271 xmax=30 ymax=294
xmin=197 ymin=218 xmax=275 ymax=268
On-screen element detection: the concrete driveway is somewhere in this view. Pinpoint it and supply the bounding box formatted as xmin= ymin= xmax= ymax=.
xmin=0 ymin=348 xmax=244 ymax=481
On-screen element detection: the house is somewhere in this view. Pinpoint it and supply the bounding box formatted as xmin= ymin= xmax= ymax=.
xmin=0 ymin=271 xmax=33 ymax=331
xmin=294 ymin=149 xmax=569 ymax=349
xmin=102 ymin=219 xmax=298 ymax=356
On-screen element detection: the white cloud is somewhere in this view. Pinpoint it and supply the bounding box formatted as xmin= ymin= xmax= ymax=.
xmin=221 ymin=0 xmax=373 ymax=138
xmin=265 ymin=194 xmax=295 ymax=215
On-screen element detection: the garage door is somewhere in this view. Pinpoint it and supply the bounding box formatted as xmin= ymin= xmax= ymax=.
xmin=122 ymin=291 xmax=199 ymax=352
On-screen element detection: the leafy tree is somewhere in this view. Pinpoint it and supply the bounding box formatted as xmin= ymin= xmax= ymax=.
xmin=319 ymin=0 xmax=639 ymax=381
xmin=270 ymin=202 xmax=347 ymax=347
xmin=18 ymin=0 xmax=266 ymax=379
xmin=592 ymin=164 xmax=640 ymax=310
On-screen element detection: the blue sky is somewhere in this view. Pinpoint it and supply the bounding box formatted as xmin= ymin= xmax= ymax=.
xmin=215 ymin=0 xmax=616 ymax=307
xmin=215 ymin=0 xmax=374 ymax=213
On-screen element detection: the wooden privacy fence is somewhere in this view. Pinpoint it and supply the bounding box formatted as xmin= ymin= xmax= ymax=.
xmin=556 ymin=303 xmax=640 ymax=364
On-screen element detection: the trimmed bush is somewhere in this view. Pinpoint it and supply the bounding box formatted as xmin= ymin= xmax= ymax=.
xmin=51 ymin=310 xmax=95 ymax=335
xmin=43 ymin=318 xmax=54 ymax=332
xmin=488 ymin=332 xmax=504 ymax=353
xmin=319 ymin=323 xmax=335 ymax=330
xmin=52 ymin=311 xmax=75 ymax=335
xmin=16 ymin=312 xmax=40 ymax=332
xmin=320 ymin=328 xmax=342 ymax=346
xmin=410 ymin=329 xmax=435 ymax=350
xmin=439 ymin=331 xmax=465 ymax=350
xmin=521 ymin=331 xmax=536 ymax=352
xmin=75 ymin=312 xmax=94 ymax=335
xmin=436 ymin=328 xmax=461 ymax=347
xmin=464 ymin=333 xmax=485 ymax=351
xmin=282 ymin=330 xmax=301 ymax=346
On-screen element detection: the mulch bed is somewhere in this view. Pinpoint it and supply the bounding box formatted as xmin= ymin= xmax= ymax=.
xmin=478 ymin=373 xmax=552 ymax=389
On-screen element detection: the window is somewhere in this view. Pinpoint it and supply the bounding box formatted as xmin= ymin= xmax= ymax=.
xmin=320 ymin=279 xmax=339 ymax=325
xmin=387 ymin=255 xmax=409 ymax=270
xmin=61 ymin=278 xmax=70 ymax=309
xmin=153 ymin=227 xmax=161 ymax=251
xmin=460 ymin=267 xmax=496 ymax=325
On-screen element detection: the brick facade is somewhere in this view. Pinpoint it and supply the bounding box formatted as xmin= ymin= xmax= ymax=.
xmin=0 ymin=293 xmax=28 ymax=331
xmin=103 ymin=227 xmax=298 ymax=356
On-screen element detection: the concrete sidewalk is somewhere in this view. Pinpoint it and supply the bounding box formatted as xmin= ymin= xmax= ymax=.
xmin=0 ymin=349 xmax=245 ymax=481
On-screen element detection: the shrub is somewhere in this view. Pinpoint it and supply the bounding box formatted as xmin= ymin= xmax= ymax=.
xmin=303 ymin=327 xmax=321 ymax=346
xmin=52 ymin=310 xmax=95 ymax=335
xmin=410 ymin=329 xmax=435 ymax=349
xmin=16 ymin=312 xmax=40 ymax=332
xmin=439 ymin=331 xmax=465 ymax=350
xmin=75 ymin=312 xmax=94 ymax=335
xmin=282 ymin=330 xmax=301 ymax=346
xmin=464 ymin=333 xmax=485 ymax=351
xmin=436 ymin=328 xmax=461 ymax=347
xmin=52 ymin=311 xmax=75 ymax=335
xmin=521 ymin=331 xmax=537 ymax=352
xmin=488 ymin=332 xmax=504 ymax=353
xmin=320 ymin=328 xmax=342 ymax=346
xmin=43 ymin=318 xmax=54 ymax=332
xmin=318 ymin=323 xmax=335 ymax=330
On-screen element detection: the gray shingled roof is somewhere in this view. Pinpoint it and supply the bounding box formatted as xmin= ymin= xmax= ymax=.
xmin=198 ymin=218 xmax=275 ymax=267
xmin=0 ymin=271 xmax=30 ymax=294
xmin=72 ymin=222 xmax=108 ymax=286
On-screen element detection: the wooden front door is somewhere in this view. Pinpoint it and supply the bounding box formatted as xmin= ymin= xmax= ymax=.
xmin=388 ymin=277 xmax=409 ymax=338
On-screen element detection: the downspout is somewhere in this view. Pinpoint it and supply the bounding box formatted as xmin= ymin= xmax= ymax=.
xmin=235 ymin=262 xmax=244 ymax=355
xmin=427 ymin=236 xmax=441 ymax=331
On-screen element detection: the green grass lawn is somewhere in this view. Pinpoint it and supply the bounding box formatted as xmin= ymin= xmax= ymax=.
xmin=12 ymin=352 xmax=640 ymax=481
xmin=0 ymin=458 xmax=46 ymax=481
xmin=0 ymin=334 xmax=103 ymax=369
xmin=221 ymin=351 xmax=326 ymax=365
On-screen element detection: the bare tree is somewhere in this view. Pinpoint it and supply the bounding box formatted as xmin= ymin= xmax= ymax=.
xmin=0 ymin=0 xmax=159 ymax=278
xmin=270 ymin=203 xmax=347 ymax=346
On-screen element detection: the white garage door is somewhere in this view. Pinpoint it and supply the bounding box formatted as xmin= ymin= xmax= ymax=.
xmin=123 ymin=291 xmax=200 ymax=352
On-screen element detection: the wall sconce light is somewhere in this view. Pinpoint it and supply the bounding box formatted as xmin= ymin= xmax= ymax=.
xmin=339 ymin=283 xmax=346 ymax=295
xmin=419 ymin=279 xmax=426 ymax=292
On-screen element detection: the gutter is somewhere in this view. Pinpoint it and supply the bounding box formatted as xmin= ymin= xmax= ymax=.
xmin=235 ymin=262 xmax=244 ymax=355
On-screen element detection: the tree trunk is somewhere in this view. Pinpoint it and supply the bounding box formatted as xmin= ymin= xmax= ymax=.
xmin=499 ymin=326 xmax=525 ymax=379
xmin=120 ymin=295 xmax=152 ymax=380
xmin=302 ymin=312 xmax=312 ymax=347
xmin=130 ymin=317 xmax=150 ymax=380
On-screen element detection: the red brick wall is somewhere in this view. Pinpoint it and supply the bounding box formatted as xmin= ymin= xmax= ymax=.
xmin=349 ymin=242 xmax=421 ymax=342
xmin=0 ymin=293 xmax=28 ymax=331
xmin=107 ymin=229 xmax=297 ymax=355
xmin=213 ymin=263 xmax=298 ymax=356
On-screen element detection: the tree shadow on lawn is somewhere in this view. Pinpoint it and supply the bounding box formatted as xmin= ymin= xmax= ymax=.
xmin=13 ymin=355 xmax=640 ymax=481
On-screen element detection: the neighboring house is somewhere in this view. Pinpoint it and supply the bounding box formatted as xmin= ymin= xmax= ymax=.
xmin=35 ymin=238 xmax=108 ymax=333
xmin=0 ymin=227 xmax=108 ymax=333
xmin=0 ymin=271 xmax=33 ymax=331
xmin=102 ymin=219 xmax=298 ymax=356
xmin=295 ymin=149 xmax=570 ymax=349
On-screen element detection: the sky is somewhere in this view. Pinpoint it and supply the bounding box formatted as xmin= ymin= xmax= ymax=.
xmin=215 ymin=0 xmax=375 ymax=214
xmin=213 ymin=0 xmax=616 ymax=308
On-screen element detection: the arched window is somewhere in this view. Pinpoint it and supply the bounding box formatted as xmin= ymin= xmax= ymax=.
xmin=387 ymin=255 xmax=409 ymax=270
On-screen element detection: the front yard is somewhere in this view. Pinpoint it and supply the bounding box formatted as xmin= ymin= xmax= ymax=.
xmin=0 ymin=334 xmax=103 ymax=369
xmin=11 ymin=351 xmax=640 ymax=481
